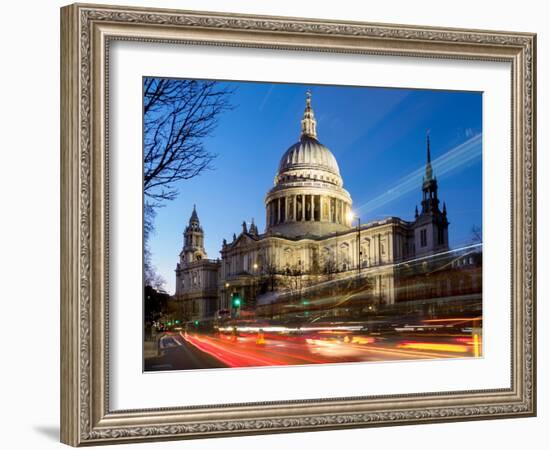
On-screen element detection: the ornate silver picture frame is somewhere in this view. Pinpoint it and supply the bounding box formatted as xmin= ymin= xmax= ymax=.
xmin=60 ymin=3 xmax=536 ymax=446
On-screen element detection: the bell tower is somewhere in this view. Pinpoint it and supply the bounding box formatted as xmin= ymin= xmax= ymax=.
xmin=181 ymin=205 xmax=207 ymax=265
xmin=413 ymin=134 xmax=449 ymax=256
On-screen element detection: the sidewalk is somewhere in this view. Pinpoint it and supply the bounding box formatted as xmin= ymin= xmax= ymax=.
xmin=144 ymin=334 xmax=162 ymax=359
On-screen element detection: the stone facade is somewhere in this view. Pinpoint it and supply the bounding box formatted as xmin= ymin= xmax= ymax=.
xmin=174 ymin=206 xmax=220 ymax=321
xmin=175 ymin=93 xmax=451 ymax=320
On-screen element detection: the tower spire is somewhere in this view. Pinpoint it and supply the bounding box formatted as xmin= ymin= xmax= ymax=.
xmin=189 ymin=204 xmax=199 ymax=224
xmin=300 ymin=90 xmax=317 ymax=139
xmin=425 ymin=132 xmax=433 ymax=181
xmin=182 ymin=204 xmax=206 ymax=263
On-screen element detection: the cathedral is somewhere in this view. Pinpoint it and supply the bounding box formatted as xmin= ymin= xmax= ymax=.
xmin=174 ymin=92 xmax=453 ymax=321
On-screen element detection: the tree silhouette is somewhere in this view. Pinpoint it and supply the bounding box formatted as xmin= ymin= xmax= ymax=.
xmin=144 ymin=78 xmax=234 ymax=203
xmin=470 ymin=225 xmax=482 ymax=243
xmin=142 ymin=78 xmax=234 ymax=287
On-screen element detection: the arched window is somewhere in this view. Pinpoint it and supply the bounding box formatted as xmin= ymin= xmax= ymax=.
xmin=339 ymin=242 xmax=350 ymax=271
xmin=361 ymin=238 xmax=370 ymax=267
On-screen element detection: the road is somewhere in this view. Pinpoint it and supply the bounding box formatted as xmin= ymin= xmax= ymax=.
xmin=144 ymin=334 xmax=227 ymax=371
xmin=144 ymin=330 xmax=480 ymax=371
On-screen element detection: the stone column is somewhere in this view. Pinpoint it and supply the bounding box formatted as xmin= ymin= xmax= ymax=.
xmin=394 ymin=233 xmax=400 ymax=260
xmin=378 ymin=234 xmax=382 ymax=264
xmin=316 ymin=195 xmax=320 ymax=221
xmin=285 ymin=196 xmax=290 ymax=223
xmin=276 ymin=198 xmax=280 ymax=224
xmin=351 ymin=236 xmax=357 ymax=269
xmin=387 ymin=231 xmax=394 ymax=262
xmin=293 ymin=195 xmax=297 ymax=222
xmin=310 ymin=194 xmax=315 ymax=221
xmin=386 ymin=273 xmax=395 ymax=305
xmin=373 ymin=234 xmax=378 ymax=265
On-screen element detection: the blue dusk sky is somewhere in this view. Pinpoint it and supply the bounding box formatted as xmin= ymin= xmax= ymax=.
xmin=147 ymin=81 xmax=482 ymax=294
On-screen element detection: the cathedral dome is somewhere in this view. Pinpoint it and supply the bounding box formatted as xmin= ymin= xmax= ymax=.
xmin=264 ymin=91 xmax=353 ymax=238
xmin=278 ymin=135 xmax=341 ymax=178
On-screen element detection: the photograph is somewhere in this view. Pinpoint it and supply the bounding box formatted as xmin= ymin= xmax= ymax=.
xmin=142 ymin=79 xmax=483 ymax=372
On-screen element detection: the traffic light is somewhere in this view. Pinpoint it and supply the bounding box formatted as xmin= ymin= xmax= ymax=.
xmin=231 ymin=293 xmax=242 ymax=319
xmin=231 ymin=292 xmax=242 ymax=309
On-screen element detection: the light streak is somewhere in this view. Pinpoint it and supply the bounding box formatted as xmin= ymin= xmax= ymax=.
xmin=355 ymin=133 xmax=482 ymax=215
xmin=349 ymin=343 xmax=452 ymax=359
xmin=319 ymin=330 xmax=352 ymax=335
xmin=350 ymin=336 xmax=376 ymax=344
xmin=263 ymin=243 xmax=482 ymax=308
xmin=422 ymin=316 xmax=482 ymax=323
xmin=473 ymin=333 xmax=481 ymax=357
xmin=183 ymin=333 xmax=286 ymax=366
xmin=217 ymin=325 xmax=364 ymax=334
xmin=454 ymin=337 xmax=474 ymax=344
xmin=305 ymin=339 xmax=450 ymax=359
xmin=179 ymin=333 xmax=477 ymax=368
xmin=182 ymin=333 xmax=329 ymax=366
xmin=397 ymin=341 xmax=469 ymax=353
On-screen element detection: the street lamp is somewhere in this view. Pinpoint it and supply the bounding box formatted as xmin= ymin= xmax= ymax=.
xmin=223 ymin=283 xmax=230 ymax=310
xmin=347 ymin=211 xmax=362 ymax=274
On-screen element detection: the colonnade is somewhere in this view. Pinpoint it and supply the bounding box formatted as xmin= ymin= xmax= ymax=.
xmin=266 ymin=194 xmax=350 ymax=228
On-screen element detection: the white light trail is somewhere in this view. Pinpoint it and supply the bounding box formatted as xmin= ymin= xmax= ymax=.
xmin=356 ymin=133 xmax=482 ymax=215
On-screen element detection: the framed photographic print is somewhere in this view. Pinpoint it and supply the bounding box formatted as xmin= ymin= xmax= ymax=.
xmin=60 ymin=3 xmax=536 ymax=446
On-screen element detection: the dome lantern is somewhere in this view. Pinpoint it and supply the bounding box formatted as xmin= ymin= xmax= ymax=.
xmin=300 ymin=90 xmax=317 ymax=139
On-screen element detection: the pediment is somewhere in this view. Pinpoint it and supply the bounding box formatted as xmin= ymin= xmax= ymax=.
xmin=230 ymin=233 xmax=257 ymax=248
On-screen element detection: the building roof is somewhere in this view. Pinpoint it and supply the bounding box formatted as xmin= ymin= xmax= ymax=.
xmin=278 ymin=135 xmax=341 ymax=177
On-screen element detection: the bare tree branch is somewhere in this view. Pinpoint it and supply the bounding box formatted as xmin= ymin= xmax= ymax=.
xmin=143 ymin=203 xmax=165 ymax=289
xmin=471 ymin=225 xmax=482 ymax=243
xmin=142 ymin=79 xmax=234 ymax=286
xmin=143 ymin=78 xmax=234 ymax=202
